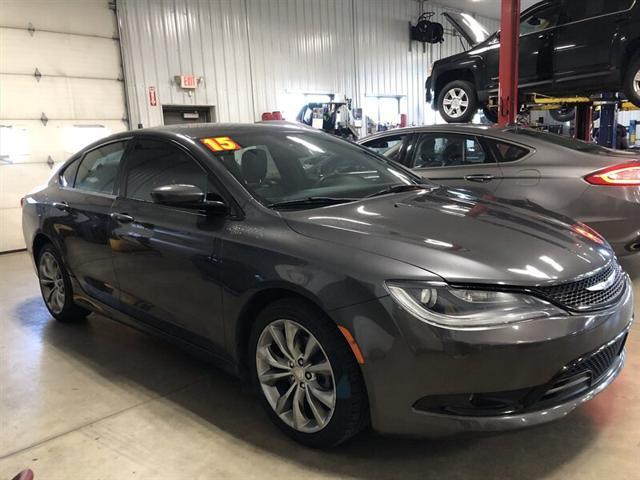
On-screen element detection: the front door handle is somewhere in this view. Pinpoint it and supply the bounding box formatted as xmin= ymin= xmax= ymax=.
xmin=464 ymin=174 xmax=495 ymax=183
xmin=52 ymin=202 xmax=70 ymax=212
xmin=110 ymin=212 xmax=135 ymax=224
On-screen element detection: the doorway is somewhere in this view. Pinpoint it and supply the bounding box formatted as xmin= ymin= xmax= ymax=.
xmin=162 ymin=105 xmax=216 ymax=125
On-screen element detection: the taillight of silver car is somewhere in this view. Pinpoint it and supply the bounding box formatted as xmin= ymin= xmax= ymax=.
xmin=585 ymin=161 xmax=640 ymax=186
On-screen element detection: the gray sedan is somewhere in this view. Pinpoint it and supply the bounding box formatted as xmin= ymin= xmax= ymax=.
xmin=359 ymin=125 xmax=640 ymax=255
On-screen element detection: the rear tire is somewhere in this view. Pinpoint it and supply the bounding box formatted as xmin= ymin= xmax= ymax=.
xmin=37 ymin=244 xmax=89 ymax=322
xmin=437 ymin=80 xmax=478 ymax=123
xmin=249 ymin=298 xmax=369 ymax=448
xmin=623 ymin=55 xmax=640 ymax=108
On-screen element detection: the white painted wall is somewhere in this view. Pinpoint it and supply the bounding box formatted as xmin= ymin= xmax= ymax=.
xmin=117 ymin=0 xmax=499 ymax=129
xmin=0 ymin=0 xmax=128 ymax=252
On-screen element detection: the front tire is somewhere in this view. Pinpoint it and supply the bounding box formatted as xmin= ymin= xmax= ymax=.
xmin=437 ymin=80 xmax=478 ymax=123
xmin=624 ymin=56 xmax=640 ymax=107
xmin=250 ymin=298 xmax=369 ymax=448
xmin=37 ymin=244 xmax=89 ymax=322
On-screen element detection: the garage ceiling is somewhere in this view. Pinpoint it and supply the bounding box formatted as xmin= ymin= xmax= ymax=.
xmin=433 ymin=0 xmax=539 ymax=20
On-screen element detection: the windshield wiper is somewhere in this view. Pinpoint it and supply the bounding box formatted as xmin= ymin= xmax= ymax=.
xmin=268 ymin=197 xmax=356 ymax=210
xmin=365 ymin=184 xmax=428 ymax=199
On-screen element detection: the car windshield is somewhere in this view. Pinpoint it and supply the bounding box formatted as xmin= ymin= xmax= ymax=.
xmin=510 ymin=128 xmax=614 ymax=153
xmin=205 ymin=129 xmax=426 ymax=208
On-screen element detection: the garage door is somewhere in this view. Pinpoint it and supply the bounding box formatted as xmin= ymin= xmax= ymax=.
xmin=0 ymin=0 xmax=128 ymax=252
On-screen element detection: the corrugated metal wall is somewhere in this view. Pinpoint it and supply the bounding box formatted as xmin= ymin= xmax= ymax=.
xmin=118 ymin=0 xmax=499 ymax=128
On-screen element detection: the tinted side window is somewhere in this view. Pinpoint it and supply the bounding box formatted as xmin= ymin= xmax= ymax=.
xmin=487 ymin=140 xmax=530 ymax=163
xmin=561 ymin=0 xmax=633 ymax=22
xmin=521 ymin=4 xmax=561 ymax=34
xmin=75 ymin=142 xmax=127 ymax=194
xmin=362 ymin=134 xmax=407 ymax=161
xmin=124 ymin=139 xmax=209 ymax=202
xmin=60 ymin=158 xmax=80 ymax=188
xmin=412 ymin=135 xmax=491 ymax=168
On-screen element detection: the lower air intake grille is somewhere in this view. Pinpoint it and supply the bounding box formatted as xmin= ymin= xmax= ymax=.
xmin=538 ymin=333 xmax=627 ymax=406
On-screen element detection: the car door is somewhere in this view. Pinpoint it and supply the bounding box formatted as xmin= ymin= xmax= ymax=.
xmin=360 ymin=132 xmax=413 ymax=166
xmin=517 ymin=2 xmax=563 ymax=89
xmin=409 ymin=132 xmax=502 ymax=194
xmin=109 ymin=137 xmax=226 ymax=350
xmin=51 ymin=140 xmax=129 ymax=307
xmin=553 ymin=0 xmax=635 ymax=85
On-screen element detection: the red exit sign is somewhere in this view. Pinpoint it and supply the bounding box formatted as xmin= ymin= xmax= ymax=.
xmin=180 ymin=74 xmax=197 ymax=89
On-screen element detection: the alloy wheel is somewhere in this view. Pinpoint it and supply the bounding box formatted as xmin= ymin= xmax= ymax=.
xmin=39 ymin=251 xmax=65 ymax=314
xmin=256 ymin=319 xmax=336 ymax=433
xmin=443 ymin=88 xmax=469 ymax=119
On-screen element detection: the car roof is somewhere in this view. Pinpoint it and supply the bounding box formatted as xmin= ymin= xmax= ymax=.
xmin=358 ymin=124 xmax=549 ymax=146
xmin=119 ymin=121 xmax=315 ymax=141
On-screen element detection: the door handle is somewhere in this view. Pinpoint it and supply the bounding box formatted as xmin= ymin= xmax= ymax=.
xmin=464 ymin=174 xmax=495 ymax=183
xmin=110 ymin=212 xmax=135 ymax=224
xmin=52 ymin=202 xmax=70 ymax=212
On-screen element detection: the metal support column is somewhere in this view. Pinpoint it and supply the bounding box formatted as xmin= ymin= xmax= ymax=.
xmin=598 ymin=93 xmax=618 ymax=148
xmin=498 ymin=0 xmax=521 ymax=126
xmin=575 ymin=104 xmax=593 ymax=142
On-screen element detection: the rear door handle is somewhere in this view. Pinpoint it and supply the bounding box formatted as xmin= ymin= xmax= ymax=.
xmin=464 ymin=174 xmax=495 ymax=183
xmin=110 ymin=212 xmax=135 ymax=224
xmin=52 ymin=202 xmax=70 ymax=212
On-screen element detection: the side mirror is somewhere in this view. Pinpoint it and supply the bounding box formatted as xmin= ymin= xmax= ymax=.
xmin=151 ymin=184 xmax=205 ymax=205
xmin=150 ymin=184 xmax=229 ymax=215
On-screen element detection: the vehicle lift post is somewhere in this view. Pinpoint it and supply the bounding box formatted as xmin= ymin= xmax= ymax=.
xmin=498 ymin=0 xmax=521 ymax=126
xmin=575 ymin=104 xmax=593 ymax=142
xmin=598 ymin=93 xmax=618 ymax=148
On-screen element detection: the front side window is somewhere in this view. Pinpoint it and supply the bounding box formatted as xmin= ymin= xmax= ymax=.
xmin=124 ymin=139 xmax=210 ymax=203
xmin=412 ymin=134 xmax=491 ymax=168
xmin=520 ymin=4 xmax=561 ymax=35
xmin=362 ymin=134 xmax=407 ymax=162
xmin=75 ymin=141 xmax=127 ymax=194
xmin=205 ymin=129 xmax=421 ymax=206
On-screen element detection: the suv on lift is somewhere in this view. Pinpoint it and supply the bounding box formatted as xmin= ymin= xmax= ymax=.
xmin=427 ymin=0 xmax=640 ymax=123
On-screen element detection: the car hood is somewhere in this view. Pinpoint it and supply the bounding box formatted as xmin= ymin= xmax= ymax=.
xmin=281 ymin=188 xmax=614 ymax=287
xmin=443 ymin=12 xmax=494 ymax=48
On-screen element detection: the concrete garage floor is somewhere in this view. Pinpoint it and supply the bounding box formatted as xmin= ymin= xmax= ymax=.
xmin=0 ymin=251 xmax=638 ymax=480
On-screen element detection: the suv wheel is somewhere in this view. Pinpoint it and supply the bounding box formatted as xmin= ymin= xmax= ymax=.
xmin=37 ymin=244 xmax=89 ymax=322
xmin=624 ymin=56 xmax=640 ymax=107
xmin=549 ymin=106 xmax=576 ymax=122
xmin=250 ymin=298 xmax=369 ymax=448
xmin=437 ymin=80 xmax=478 ymax=123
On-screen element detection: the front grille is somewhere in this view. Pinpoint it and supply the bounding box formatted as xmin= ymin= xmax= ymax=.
xmin=537 ymin=333 xmax=627 ymax=406
xmin=533 ymin=261 xmax=626 ymax=311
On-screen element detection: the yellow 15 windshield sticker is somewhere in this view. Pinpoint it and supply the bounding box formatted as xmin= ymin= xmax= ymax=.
xmin=201 ymin=136 xmax=241 ymax=152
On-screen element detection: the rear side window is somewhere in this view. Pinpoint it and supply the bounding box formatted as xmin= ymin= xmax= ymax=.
xmin=75 ymin=141 xmax=127 ymax=195
xmin=60 ymin=159 xmax=80 ymax=187
xmin=561 ymin=0 xmax=634 ymax=22
xmin=486 ymin=140 xmax=530 ymax=163
xmin=124 ymin=139 xmax=210 ymax=203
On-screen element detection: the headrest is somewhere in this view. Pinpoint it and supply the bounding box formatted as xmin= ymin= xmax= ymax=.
xmin=241 ymin=149 xmax=268 ymax=184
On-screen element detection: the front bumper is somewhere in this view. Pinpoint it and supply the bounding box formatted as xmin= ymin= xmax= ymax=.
xmin=332 ymin=277 xmax=633 ymax=436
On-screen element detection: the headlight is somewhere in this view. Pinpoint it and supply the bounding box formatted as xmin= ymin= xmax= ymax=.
xmin=386 ymin=281 xmax=566 ymax=329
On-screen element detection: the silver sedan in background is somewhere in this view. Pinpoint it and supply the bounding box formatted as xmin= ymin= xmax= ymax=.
xmin=359 ymin=125 xmax=640 ymax=255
